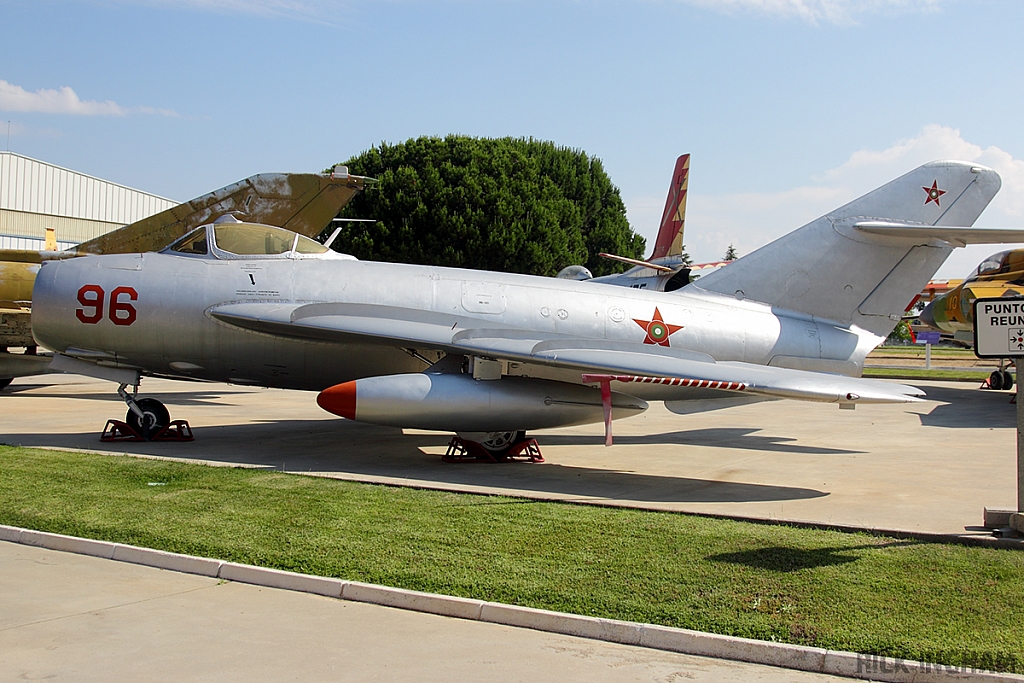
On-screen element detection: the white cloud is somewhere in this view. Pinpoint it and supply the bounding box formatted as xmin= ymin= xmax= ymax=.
xmin=0 ymin=80 xmax=178 ymax=117
xmin=626 ymin=125 xmax=1024 ymax=278
xmin=677 ymin=0 xmax=942 ymax=24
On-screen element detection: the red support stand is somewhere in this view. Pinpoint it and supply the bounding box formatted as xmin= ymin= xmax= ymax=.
xmin=442 ymin=436 xmax=544 ymax=463
xmin=157 ymin=420 xmax=194 ymax=441
xmin=100 ymin=419 xmax=194 ymax=443
xmin=101 ymin=420 xmax=143 ymax=442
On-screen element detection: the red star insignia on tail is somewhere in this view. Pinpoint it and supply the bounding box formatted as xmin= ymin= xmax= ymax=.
xmin=923 ymin=180 xmax=946 ymax=207
xmin=632 ymin=307 xmax=683 ymax=347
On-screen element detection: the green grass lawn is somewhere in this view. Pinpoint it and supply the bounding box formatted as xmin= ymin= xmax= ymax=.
xmin=1 ymin=445 xmax=1022 ymax=672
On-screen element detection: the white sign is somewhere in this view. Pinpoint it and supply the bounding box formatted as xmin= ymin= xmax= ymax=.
xmin=973 ymin=297 xmax=1024 ymax=358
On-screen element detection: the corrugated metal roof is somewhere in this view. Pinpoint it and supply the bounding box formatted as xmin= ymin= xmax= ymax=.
xmin=0 ymin=151 xmax=177 ymax=225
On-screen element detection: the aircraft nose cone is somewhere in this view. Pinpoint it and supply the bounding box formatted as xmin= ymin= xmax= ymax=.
xmin=919 ymin=301 xmax=938 ymax=330
xmin=317 ymin=381 xmax=357 ymax=420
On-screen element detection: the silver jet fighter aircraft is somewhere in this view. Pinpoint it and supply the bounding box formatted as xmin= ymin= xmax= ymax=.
xmin=29 ymin=160 xmax=1023 ymax=451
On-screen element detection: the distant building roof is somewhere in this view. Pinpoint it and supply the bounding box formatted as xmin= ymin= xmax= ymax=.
xmin=0 ymin=151 xmax=177 ymax=225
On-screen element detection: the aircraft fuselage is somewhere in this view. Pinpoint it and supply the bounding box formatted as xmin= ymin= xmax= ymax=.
xmin=31 ymin=250 xmax=879 ymax=400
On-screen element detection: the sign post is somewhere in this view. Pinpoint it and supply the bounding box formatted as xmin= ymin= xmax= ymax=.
xmin=973 ymin=297 xmax=1024 ymax=528
xmin=916 ymin=330 xmax=941 ymax=369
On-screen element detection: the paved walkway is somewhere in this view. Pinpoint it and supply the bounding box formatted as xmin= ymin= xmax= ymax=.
xmin=2 ymin=374 xmax=1019 ymax=535
xmin=0 ymin=541 xmax=853 ymax=683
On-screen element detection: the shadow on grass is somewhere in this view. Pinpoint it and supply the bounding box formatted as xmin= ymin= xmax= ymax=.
xmin=710 ymin=540 xmax=920 ymax=572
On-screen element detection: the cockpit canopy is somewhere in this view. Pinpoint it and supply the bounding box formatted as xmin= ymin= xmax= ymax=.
xmin=965 ymin=249 xmax=1024 ymax=283
xmin=165 ymin=222 xmax=355 ymax=261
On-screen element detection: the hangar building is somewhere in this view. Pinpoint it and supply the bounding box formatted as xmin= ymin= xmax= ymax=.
xmin=0 ymin=151 xmax=176 ymax=251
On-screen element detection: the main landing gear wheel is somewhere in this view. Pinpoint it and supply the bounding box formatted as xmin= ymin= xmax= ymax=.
xmin=446 ymin=431 xmax=540 ymax=463
xmin=456 ymin=431 xmax=527 ymax=459
xmin=126 ymin=398 xmax=170 ymax=440
xmin=990 ymin=370 xmax=1014 ymax=391
xmin=478 ymin=431 xmax=526 ymax=457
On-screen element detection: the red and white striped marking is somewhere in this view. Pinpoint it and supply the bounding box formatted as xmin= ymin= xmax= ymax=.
xmin=583 ymin=374 xmax=747 ymax=391
xmin=580 ymin=374 xmax=748 ymax=446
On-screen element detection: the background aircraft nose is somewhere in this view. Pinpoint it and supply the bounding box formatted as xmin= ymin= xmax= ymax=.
xmin=919 ymin=301 xmax=938 ymax=330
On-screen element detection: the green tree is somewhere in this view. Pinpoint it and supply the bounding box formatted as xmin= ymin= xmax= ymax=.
xmin=723 ymin=243 xmax=738 ymax=261
xmin=328 ymin=136 xmax=645 ymax=276
xmin=885 ymin=320 xmax=914 ymax=345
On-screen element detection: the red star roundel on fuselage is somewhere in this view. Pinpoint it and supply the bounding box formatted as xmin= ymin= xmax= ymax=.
xmin=632 ymin=307 xmax=683 ymax=347
xmin=923 ymin=180 xmax=946 ymax=207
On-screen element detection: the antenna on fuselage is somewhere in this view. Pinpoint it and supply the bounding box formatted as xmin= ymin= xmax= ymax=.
xmin=323 ymin=217 xmax=377 ymax=250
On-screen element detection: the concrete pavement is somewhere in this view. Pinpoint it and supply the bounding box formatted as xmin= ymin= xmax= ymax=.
xmin=0 ymin=540 xmax=855 ymax=683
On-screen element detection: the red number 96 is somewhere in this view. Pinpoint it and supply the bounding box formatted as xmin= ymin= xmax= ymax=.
xmin=76 ymin=285 xmax=138 ymax=326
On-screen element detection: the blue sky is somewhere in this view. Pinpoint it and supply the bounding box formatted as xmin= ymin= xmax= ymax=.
xmin=2 ymin=0 xmax=1023 ymax=277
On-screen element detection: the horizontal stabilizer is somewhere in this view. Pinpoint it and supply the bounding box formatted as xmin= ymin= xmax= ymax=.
xmin=598 ymin=252 xmax=674 ymax=273
xmin=854 ymin=222 xmax=1024 ymax=246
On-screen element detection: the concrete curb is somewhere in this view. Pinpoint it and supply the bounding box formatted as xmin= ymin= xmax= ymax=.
xmin=343 ymin=581 xmax=485 ymax=620
xmin=20 ymin=529 xmax=116 ymax=559
xmin=2 ymin=524 xmax=1020 ymax=683
xmin=112 ymin=544 xmax=223 ymax=577
xmin=219 ymin=562 xmax=345 ymax=597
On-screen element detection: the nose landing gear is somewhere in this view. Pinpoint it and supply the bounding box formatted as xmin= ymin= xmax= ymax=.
xmin=100 ymin=382 xmax=193 ymax=442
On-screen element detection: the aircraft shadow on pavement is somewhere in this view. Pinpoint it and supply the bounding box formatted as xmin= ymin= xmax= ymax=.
xmin=539 ymin=428 xmax=862 ymax=455
xmin=914 ymin=384 xmax=1017 ymax=429
xmin=709 ymin=540 xmax=919 ymax=572
xmin=1 ymin=386 xmax=245 ymax=408
xmin=4 ymin=419 xmax=829 ymax=505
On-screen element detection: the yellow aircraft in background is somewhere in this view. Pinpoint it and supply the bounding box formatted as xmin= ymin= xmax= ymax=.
xmin=919 ymin=249 xmax=1024 ymax=390
xmin=920 ymin=248 xmax=1024 ymax=338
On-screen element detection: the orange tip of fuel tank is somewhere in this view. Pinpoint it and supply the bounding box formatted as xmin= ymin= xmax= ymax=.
xmin=317 ymin=381 xmax=357 ymax=420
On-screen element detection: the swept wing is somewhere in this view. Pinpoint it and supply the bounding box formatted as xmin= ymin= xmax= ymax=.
xmin=210 ymin=301 xmax=924 ymax=406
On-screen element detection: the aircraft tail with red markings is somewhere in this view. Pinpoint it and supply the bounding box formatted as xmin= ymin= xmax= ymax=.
xmin=693 ymin=161 xmax=1008 ymax=337
xmin=648 ymin=154 xmax=690 ymax=260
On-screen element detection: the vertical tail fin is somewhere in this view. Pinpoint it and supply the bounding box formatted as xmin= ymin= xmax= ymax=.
xmin=693 ymin=161 xmax=1002 ymax=336
xmin=649 ymin=154 xmax=689 ymax=260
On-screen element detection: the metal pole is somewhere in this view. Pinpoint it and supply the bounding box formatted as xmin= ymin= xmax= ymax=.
xmin=1018 ymin=361 xmax=1023 ymax=513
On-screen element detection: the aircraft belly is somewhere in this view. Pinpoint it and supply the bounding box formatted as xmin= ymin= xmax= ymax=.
xmin=165 ymin=338 xmax=421 ymax=390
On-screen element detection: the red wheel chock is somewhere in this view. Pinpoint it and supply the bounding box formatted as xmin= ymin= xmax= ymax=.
xmin=157 ymin=420 xmax=194 ymax=441
xmin=101 ymin=420 xmax=143 ymax=442
xmin=442 ymin=436 xmax=544 ymax=463
xmin=100 ymin=419 xmax=194 ymax=443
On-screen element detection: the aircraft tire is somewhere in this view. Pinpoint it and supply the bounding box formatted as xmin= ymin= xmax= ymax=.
xmin=1002 ymin=371 xmax=1014 ymax=392
xmin=0 ymin=378 xmax=12 ymax=391
xmin=126 ymin=398 xmax=171 ymax=441
xmin=474 ymin=430 xmax=527 ymax=458
xmin=990 ymin=371 xmax=1005 ymax=391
